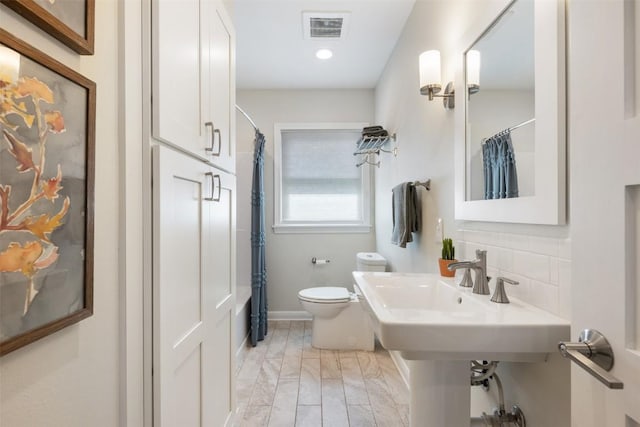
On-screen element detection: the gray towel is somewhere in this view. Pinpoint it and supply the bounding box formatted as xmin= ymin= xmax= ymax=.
xmin=391 ymin=182 xmax=421 ymax=248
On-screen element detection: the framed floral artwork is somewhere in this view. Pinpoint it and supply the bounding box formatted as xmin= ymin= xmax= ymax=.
xmin=0 ymin=28 xmax=95 ymax=356
xmin=0 ymin=0 xmax=95 ymax=55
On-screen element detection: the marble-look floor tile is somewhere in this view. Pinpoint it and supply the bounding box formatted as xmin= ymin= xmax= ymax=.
xmin=268 ymin=378 xmax=299 ymax=427
xmin=236 ymin=322 xmax=408 ymax=427
xmin=295 ymin=405 xmax=321 ymax=427
xmin=320 ymin=350 xmax=342 ymax=379
xmin=249 ymin=358 xmax=282 ymax=406
xmin=356 ymin=352 xmax=382 ymax=378
xmin=321 ymin=379 xmax=349 ymax=427
xmin=266 ymin=328 xmax=290 ymax=359
xmin=240 ymin=405 xmax=271 ymax=427
xmin=236 ymin=376 xmax=257 ymax=407
xmin=347 ymin=405 xmax=376 ymax=427
xmin=340 ymin=357 xmax=369 ymax=405
xmin=365 ymin=377 xmax=402 ymax=427
xmin=377 ymin=354 xmax=409 ymax=405
xmin=338 ymin=350 xmax=358 ymax=359
xmin=281 ymin=355 xmax=302 ymax=379
xmin=298 ymin=358 xmax=321 ymax=405
xmin=302 ymin=335 xmax=320 ymax=359
xmin=398 ymin=404 xmax=410 ymax=427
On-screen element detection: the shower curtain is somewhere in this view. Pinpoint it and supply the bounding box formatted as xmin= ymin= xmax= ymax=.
xmin=482 ymin=131 xmax=519 ymax=199
xmin=251 ymin=130 xmax=268 ymax=346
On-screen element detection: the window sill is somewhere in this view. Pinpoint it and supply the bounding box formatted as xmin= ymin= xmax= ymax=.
xmin=272 ymin=223 xmax=372 ymax=234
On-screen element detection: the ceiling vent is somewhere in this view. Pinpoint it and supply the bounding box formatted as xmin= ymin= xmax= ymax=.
xmin=303 ymin=12 xmax=351 ymax=40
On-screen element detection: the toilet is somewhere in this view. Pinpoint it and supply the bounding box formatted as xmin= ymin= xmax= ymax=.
xmin=298 ymin=252 xmax=386 ymax=351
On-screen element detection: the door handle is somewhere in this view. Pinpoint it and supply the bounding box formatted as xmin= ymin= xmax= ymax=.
xmin=204 ymin=122 xmax=221 ymax=156
xmin=558 ymin=329 xmax=624 ymax=389
xmin=204 ymin=173 xmax=221 ymax=202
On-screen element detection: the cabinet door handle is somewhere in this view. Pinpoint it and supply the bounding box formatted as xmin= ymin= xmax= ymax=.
xmin=558 ymin=329 xmax=624 ymax=389
xmin=204 ymin=122 xmax=221 ymax=156
xmin=212 ymin=128 xmax=221 ymax=157
xmin=204 ymin=172 xmax=221 ymax=202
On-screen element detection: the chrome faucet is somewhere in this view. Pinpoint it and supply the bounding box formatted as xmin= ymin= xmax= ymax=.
xmin=447 ymin=249 xmax=490 ymax=295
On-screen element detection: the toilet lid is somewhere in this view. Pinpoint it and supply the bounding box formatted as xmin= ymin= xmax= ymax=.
xmin=298 ymin=287 xmax=351 ymax=303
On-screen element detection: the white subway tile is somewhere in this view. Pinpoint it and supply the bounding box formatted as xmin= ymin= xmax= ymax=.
xmin=558 ymin=260 xmax=572 ymax=319
xmin=512 ymin=251 xmax=550 ymax=283
xmin=466 ymin=242 xmax=484 ymax=259
xmin=558 ymin=238 xmax=572 ymax=260
xmin=549 ymin=257 xmax=559 ymax=286
xmin=500 ymin=232 xmax=530 ymax=251
xmin=529 ymin=236 xmax=560 ymax=257
xmin=497 ymin=248 xmax=514 ymax=272
xmin=496 ymin=272 xmax=530 ymax=302
xmin=529 ymin=280 xmax=559 ymax=315
xmin=464 ymin=230 xmax=482 ymax=244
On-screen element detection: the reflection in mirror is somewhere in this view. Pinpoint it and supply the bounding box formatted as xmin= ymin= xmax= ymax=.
xmin=465 ymin=0 xmax=534 ymax=201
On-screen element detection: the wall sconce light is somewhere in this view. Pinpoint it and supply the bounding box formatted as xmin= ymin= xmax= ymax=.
xmin=419 ymin=50 xmax=454 ymax=109
xmin=466 ymin=50 xmax=480 ymax=96
xmin=0 ymin=45 xmax=20 ymax=84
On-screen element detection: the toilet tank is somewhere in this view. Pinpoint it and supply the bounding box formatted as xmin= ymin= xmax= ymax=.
xmin=356 ymin=252 xmax=387 ymax=272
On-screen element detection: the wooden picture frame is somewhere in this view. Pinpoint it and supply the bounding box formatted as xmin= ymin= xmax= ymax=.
xmin=0 ymin=0 xmax=95 ymax=55
xmin=0 ymin=28 xmax=95 ymax=356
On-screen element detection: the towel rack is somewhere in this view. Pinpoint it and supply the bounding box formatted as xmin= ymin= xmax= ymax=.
xmin=354 ymin=133 xmax=397 ymax=167
xmin=412 ymin=179 xmax=431 ymax=191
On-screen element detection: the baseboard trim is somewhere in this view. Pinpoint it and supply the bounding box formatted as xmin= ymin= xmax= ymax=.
xmin=389 ymin=350 xmax=410 ymax=390
xmin=268 ymin=310 xmax=312 ymax=321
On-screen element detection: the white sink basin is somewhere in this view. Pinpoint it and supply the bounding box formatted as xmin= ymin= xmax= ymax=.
xmin=353 ymin=271 xmax=570 ymax=362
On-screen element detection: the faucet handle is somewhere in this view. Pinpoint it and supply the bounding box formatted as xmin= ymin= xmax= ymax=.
xmin=459 ymin=268 xmax=473 ymax=288
xmin=491 ymin=277 xmax=519 ymax=303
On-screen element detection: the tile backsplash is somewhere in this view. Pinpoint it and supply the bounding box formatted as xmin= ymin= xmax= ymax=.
xmin=457 ymin=229 xmax=571 ymax=319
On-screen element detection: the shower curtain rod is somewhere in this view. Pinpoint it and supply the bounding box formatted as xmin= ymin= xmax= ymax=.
xmin=507 ymin=117 xmax=535 ymax=132
xmin=235 ymin=104 xmax=258 ymax=131
xmin=484 ymin=117 xmax=536 ymax=143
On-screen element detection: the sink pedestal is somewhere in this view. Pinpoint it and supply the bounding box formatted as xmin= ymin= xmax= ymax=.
xmin=410 ymin=360 xmax=470 ymax=427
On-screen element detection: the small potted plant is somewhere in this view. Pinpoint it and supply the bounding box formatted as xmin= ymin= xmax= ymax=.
xmin=438 ymin=238 xmax=457 ymax=277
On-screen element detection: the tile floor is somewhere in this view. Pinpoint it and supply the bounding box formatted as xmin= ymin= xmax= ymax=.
xmin=235 ymin=320 xmax=410 ymax=427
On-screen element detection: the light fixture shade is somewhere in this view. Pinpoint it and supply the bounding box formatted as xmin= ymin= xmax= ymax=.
xmin=467 ymin=50 xmax=481 ymax=87
xmin=0 ymin=46 xmax=20 ymax=84
xmin=419 ymin=50 xmax=442 ymax=89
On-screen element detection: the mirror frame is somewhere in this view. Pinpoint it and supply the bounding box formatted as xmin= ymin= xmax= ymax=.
xmin=454 ymin=0 xmax=566 ymax=225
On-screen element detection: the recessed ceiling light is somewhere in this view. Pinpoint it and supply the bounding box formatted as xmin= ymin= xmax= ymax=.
xmin=316 ymin=48 xmax=333 ymax=60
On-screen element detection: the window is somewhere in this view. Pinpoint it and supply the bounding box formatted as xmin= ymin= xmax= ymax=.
xmin=273 ymin=123 xmax=372 ymax=233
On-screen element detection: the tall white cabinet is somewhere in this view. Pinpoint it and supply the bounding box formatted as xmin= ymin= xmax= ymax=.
xmin=151 ymin=0 xmax=236 ymax=425
xmin=152 ymin=0 xmax=235 ymax=173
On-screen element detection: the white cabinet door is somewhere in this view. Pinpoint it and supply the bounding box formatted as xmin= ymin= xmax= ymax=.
xmin=152 ymin=0 xmax=235 ymax=171
xmin=202 ymin=168 xmax=236 ymax=426
xmin=152 ymin=0 xmax=207 ymax=158
xmin=204 ymin=1 xmax=236 ymax=172
xmin=152 ymin=145 xmax=236 ymax=426
xmin=569 ymin=1 xmax=640 ymax=425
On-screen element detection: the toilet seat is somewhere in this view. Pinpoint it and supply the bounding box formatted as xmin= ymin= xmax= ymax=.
xmin=298 ymin=287 xmax=351 ymax=304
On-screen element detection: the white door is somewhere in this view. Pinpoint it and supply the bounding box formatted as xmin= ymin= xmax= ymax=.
xmin=202 ymin=168 xmax=236 ymax=426
xmin=152 ymin=145 xmax=215 ymax=426
xmin=569 ymin=1 xmax=640 ymax=425
xmin=205 ymin=1 xmax=236 ymax=173
xmin=152 ymin=0 xmax=206 ymax=158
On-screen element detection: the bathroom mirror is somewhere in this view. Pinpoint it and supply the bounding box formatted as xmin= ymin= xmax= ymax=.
xmin=454 ymin=0 xmax=566 ymax=224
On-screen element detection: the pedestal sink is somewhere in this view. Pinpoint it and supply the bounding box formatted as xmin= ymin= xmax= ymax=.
xmin=352 ymin=272 xmax=570 ymax=427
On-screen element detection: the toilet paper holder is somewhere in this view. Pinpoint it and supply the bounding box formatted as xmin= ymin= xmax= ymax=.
xmin=311 ymin=257 xmax=330 ymax=265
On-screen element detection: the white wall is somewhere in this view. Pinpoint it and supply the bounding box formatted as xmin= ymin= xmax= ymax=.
xmin=374 ymin=1 xmax=570 ymax=425
xmin=236 ymin=89 xmax=376 ymax=314
xmin=0 ymin=1 xmax=122 ymax=426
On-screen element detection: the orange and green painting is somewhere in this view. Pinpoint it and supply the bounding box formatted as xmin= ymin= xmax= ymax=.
xmin=0 ymin=42 xmax=89 ymax=348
